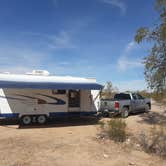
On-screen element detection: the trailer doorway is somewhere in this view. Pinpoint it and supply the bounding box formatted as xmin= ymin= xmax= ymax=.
xmin=68 ymin=90 xmax=80 ymax=110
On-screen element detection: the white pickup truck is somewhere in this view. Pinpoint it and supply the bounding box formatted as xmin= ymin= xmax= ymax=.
xmin=99 ymin=93 xmax=151 ymax=118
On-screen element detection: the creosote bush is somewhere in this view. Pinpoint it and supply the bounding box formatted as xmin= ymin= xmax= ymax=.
xmin=98 ymin=119 xmax=127 ymax=142
xmin=139 ymin=125 xmax=166 ymax=158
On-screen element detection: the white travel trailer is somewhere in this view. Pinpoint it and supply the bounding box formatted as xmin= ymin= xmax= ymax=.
xmin=0 ymin=70 xmax=102 ymax=125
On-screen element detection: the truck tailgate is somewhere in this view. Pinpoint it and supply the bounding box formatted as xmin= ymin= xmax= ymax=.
xmin=100 ymin=100 xmax=115 ymax=111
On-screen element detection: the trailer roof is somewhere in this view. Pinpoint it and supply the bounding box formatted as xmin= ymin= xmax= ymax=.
xmin=0 ymin=73 xmax=103 ymax=90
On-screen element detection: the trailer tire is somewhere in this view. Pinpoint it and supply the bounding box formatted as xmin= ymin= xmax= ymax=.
xmin=103 ymin=109 xmax=109 ymax=117
xmin=37 ymin=115 xmax=47 ymax=124
xmin=21 ymin=115 xmax=32 ymax=125
xmin=121 ymin=107 xmax=129 ymax=118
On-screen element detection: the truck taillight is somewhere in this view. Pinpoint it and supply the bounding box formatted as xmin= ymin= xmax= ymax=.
xmin=114 ymin=101 xmax=119 ymax=109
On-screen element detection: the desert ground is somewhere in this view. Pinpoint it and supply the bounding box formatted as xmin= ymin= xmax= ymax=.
xmin=0 ymin=101 xmax=165 ymax=166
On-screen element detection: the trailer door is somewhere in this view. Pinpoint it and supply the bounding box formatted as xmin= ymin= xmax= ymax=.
xmin=68 ymin=90 xmax=80 ymax=112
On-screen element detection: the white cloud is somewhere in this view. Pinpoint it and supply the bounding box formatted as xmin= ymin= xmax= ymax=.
xmin=21 ymin=30 xmax=76 ymax=50
xmin=58 ymin=62 xmax=71 ymax=66
xmin=100 ymin=0 xmax=127 ymax=14
xmin=0 ymin=66 xmax=34 ymax=74
xmin=117 ymin=56 xmax=143 ymax=71
xmin=0 ymin=41 xmax=93 ymax=76
xmin=0 ymin=43 xmax=48 ymax=74
xmin=0 ymin=19 xmax=91 ymax=74
xmin=117 ymin=41 xmax=143 ymax=71
xmin=124 ymin=41 xmax=136 ymax=53
xmin=21 ymin=17 xmax=93 ymax=51
xmin=49 ymin=31 xmax=76 ymax=49
xmin=113 ymin=79 xmax=147 ymax=91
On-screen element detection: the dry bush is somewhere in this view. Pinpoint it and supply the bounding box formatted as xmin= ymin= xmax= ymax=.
xmin=138 ymin=125 xmax=166 ymax=158
xmin=98 ymin=119 xmax=127 ymax=142
xmin=138 ymin=90 xmax=166 ymax=105
xmin=151 ymin=91 xmax=166 ymax=105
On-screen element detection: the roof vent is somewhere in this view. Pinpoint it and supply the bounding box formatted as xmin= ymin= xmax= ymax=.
xmin=86 ymin=78 xmax=96 ymax=82
xmin=2 ymin=72 xmax=10 ymax=74
xmin=26 ymin=70 xmax=50 ymax=76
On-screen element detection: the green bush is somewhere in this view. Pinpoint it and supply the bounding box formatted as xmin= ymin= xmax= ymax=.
xmin=98 ymin=119 xmax=127 ymax=142
xmin=107 ymin=119 xmax=127 ymax=142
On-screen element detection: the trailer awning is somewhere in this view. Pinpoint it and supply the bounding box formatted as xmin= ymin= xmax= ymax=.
xmin=0 ymin=74 xmax=103 ymax=90
xmin=0 ymin=81 xmax=102 ymax=90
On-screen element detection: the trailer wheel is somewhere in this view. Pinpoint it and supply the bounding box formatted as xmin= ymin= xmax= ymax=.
xmin=121 ymin=107 xmax=129 ymax=118
xmin=102 ymin=109 xmax=109 ymax=117
xmin=21 ymin=115 xmax=32 ymax=125
xmin=37 ymin=115 xmax=47 ymax=124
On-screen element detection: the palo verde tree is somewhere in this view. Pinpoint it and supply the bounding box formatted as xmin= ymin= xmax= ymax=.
xmin=101 ymin=81 xmax=119 ymax=99
xmin=135 ymin=0 xmax=166 ymax=93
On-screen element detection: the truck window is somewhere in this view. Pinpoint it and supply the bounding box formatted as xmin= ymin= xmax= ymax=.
xmin=114 ymin=93 xmax=131 ymax=100
xmin=132 ymin=93 xmax=137 ymax=100
xmin=137 ymin=94 xmax=144 ymax=99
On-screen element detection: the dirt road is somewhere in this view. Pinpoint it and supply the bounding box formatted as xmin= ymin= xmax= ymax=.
xmin=0 ymin=102 xmax=165 ymax=166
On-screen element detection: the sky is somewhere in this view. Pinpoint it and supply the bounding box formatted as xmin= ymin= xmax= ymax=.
xmin=0 ymin=0 xmax=158 ymax=91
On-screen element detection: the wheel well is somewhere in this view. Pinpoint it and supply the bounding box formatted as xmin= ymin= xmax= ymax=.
xmin=20 ymin=115 xmax=32 ymax=118
xmin=19 ymin=114 xmax=49 ymax=118
xmin=122 ymin=105 xmax=131 ymax=113
xmin=123 ymin=105 xmax=129 ymax=110
xmin=38 ymin=114 xmax=48 ymax=118
xmin=19 ymin=114 xmax=48 ymax=121
xmin=20 ymin=114 xmax=48 ymax=125
xmin=146 ymin=103 xmax=151 ymax=109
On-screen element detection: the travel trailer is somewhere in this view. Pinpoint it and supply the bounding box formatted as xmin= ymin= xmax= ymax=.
xmin=0 ymin=70 xmax=102 ymax=125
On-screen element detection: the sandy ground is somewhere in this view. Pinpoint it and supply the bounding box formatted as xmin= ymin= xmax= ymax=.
xmin=0 ymin=102 xmax=165 ymax=166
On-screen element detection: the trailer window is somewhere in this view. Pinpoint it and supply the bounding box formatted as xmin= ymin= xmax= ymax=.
xmin=52 ymin=90 xmax=66 ymax=94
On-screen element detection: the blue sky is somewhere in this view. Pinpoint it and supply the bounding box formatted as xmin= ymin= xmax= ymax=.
xmin=0 ymin=0 xmax=157 ymax=91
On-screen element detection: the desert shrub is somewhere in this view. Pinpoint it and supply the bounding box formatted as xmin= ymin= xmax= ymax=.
xmin=151 ymin=91 xmax=166 ymax=101
xmin=138 ymin=90 xmax=166 ymax=104
xmin=98 ymin=119 xmax=127 ymax=142
xmin=138 ymin=90 xmax=151 ymax=98
xmin=98 ymin=120 xmax=105 ymax=129
xmin=138 ymin=125 xmax=166 ymax=158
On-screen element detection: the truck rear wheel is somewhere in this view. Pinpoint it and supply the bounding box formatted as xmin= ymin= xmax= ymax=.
xmin=145 ymin=104 xmax=150 ymax=113
xmin=37 ymin=115 xmax=47 ymax=124
xmin=21 ymin=115 xmax=32 ymax=125
xmin=121 ymin=107 xmax=129 ymax=118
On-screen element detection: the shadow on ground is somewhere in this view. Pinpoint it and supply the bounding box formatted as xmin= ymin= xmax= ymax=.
xmin=138 ymin=111 xmax=166 ymax=125
xmin=0 ymin=116 xmax=100 ymax=129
